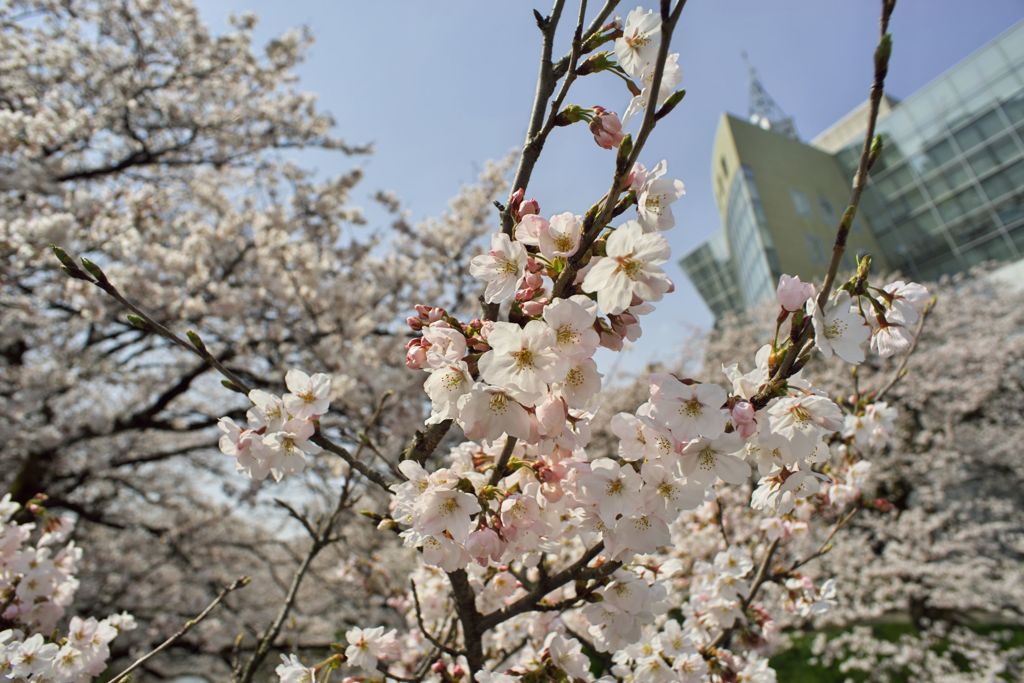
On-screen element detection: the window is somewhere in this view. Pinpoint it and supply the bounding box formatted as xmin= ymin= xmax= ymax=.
xmin=805 ymin=234 xmax=827 ymax=265
xmin=790 ymin=189 xmax=812 ymax=217
xmin=818 ymin=196 xmax=835 ymax=222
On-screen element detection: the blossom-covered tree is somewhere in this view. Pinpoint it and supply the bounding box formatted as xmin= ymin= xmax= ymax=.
xmin=10 ymin=0 xmax=1015 ymax=681
xmin=2 ymin=0 xmax=508 ymax=675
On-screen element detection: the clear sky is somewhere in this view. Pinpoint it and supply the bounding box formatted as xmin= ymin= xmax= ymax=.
xmin=196 ymin=0 xmax=1022 ymax=370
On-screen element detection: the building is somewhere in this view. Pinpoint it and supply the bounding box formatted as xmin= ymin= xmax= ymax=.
xmin=683 ymin=20 xmax=1024 ymax=318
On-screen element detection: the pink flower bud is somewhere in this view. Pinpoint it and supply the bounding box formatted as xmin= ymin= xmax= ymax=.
xmin=405 ymin=345 xmax=426 ymax=370
xmin=425 ymin=306 xmax=445 ymax=323
xmin=731 ymin=400 xmax=757 ymax=439
xmin=524 ymin=272 xmax=544 ymax=289
xmin=610 ymin=314 xmax=628 ymax=338
xmin=518 ymin=198 xmax=539 ymax=217
xmin=466 ymin=527 xmax=504 ymax=566
xmin=414 ymin=304 xmax=431 ymax=317
xmin=478 ymin=320 xmax=495 ymax=342
xmin=521 ymin=299 xmax=547 ymax=317
xmin=599 ymin=328 xmax=624 ymax=351
xmin=873 ymin=498 xmax=895 ymax=513
xmin=776 ymin=274 xmax=815 ymax=312
xmin=515 ymin=286 xmax=535 ymax=302
xmin=431 ymin=661 xmax=446 ymax=674
xmin=406 ymin=316 xmax=423 ymax=331
xmin=590 ymin=106 xmax=624 ymax=150
xmin=626 ymin=167 xmax=640 ymax=190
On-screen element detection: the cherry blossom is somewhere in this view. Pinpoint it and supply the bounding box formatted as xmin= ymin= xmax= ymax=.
xmin=614 ymin=7 xmax=662 ymax=78
xmin=470 ymin=232 xmax=528 ymax=303
xmin=477 ymin=320 xmax=562 ymax=397
xmin=810 ymin=290 xmax=870 ymax=364
xmin=776 ymin=274 xmax=815 ymax=311
xmin=581 ymin=220 xmax=672 ymax=314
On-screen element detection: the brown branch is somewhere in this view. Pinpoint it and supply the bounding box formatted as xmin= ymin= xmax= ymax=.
xmin=411 ymin=580 xmax=462 ymax=658
xmin=706 ymin=538 xmax=780 ymax=651
xmin=500 ymin=0 xmax=568 ymax=236
xmin=781 ymin=506 xmax=860 ymax=577
xmin=552 ymin=0 xmax=688 ymax=299
xmin=479 ymin=542 xmax=617 ymax=631
xmin=488 ymin=436 xmax=519 ymax=486
xmin=752 ymin=0 xmax=896 ymax=406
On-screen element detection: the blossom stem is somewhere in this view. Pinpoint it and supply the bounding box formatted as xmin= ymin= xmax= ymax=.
xmin=753 ymin=0 xmax=896 ymax=408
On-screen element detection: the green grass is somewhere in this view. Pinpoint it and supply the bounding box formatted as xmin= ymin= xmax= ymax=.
xmin=770 ymin=624 xmax=1024 ymax=683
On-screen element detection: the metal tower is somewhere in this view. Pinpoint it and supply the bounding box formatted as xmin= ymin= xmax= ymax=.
xmin=743 ymin=52 xmax=799 ymax=140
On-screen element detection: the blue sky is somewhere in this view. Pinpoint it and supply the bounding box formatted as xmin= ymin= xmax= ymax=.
xmin=196 ymin=0 xmax=1021 ymax=370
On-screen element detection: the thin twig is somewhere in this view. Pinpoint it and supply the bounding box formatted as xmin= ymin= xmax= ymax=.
xmin=552 ymin=0 xmax=688 ymax=299
xmin=500 ymin=0 xmax=567 ymax=236
xmin=873 ymin=297 xmax=935 ymax=401
xmin=706 ymin=538 xmax=780 ymax=650
xmin=782 ymin=506 xmax=860 ymax=576
xmin=411 ymin=580 xmax=462 ymax=657
xmin=108 ymin=576 xmax=250 ymax=683
xmin=52 ymin=254 xmax=396 ymax=493
xmin=715 ymin=499 xmax=730 ymax=547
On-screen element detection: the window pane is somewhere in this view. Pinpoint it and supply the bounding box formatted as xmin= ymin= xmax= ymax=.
xmin=790 ymin=189 xmax=811 ymax=217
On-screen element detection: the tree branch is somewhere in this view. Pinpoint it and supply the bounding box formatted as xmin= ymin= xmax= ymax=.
xmin=108 ymin=576 xmax=250 ymax=683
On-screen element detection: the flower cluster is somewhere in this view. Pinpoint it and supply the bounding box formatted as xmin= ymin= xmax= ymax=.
xmin=226 ymin=5 xmax=933 ymax=681
xmin=0 ymin=495 xmax=134 ymax=682
xmin=217 ymin=370 xmax=332 ymax=481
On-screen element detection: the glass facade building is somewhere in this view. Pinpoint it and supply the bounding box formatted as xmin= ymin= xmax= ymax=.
xmin=683 ymin=21 xmax=1024 ymax=319
xmin=679 ymin=234 xmax=742 ymax=318
xmin=833 ymin=21 xmax=1024 ymax=279
xmin=724 ymin=165 xmax=779 ymax=309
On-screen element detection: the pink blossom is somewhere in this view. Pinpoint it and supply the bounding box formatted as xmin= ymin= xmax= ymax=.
xmin=465 ymin=527 xmax=504 ymax=566
xmin=731 ymin=400 xmax=757 ymax=439
xmin=590 ymin=106 xmax=624 ymax=149
xmin=776 ymin=274 xmax=815 ymax=312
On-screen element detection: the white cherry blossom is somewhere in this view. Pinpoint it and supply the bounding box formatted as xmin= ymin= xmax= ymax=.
xmin=582 ymin=220 xmax=672 ymax=314
xmin=469 ymin=232 xmax=527 ymax=303
xmin=810 ymin=291 xmax=870 ymax=364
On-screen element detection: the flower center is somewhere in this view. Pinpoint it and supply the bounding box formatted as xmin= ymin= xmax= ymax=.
xmin=627 ymin=33 xmax=650 ymax=49
xmin=556 ymin=324 xmax=578 ymax=345
xmin=443 ymin=368 xmax=466 ymax=390
xmin=790 ymin=404 xmax=812 ymax=424
xmin=565 ymin=366 xmax=584 ymax=387
xmin=644 ymin=193 xmax=664 ymax=215
xmin=825 ymin=318 xmax=847 ymax=340
xmin=511 ymin=348 xmax=535 ymax=370
xmin=698 ymin=447 xmax=716 ymax=470
xmin=615 ymin=255 xmax=642 ymax=279
xmin=498 ymin=257 xmax=519 ymax=275
xmin=553 ymin=234 xmax=574 ymax=252
xmin=489 ymin=393 xmax=510 ymax=414
xmin=681 ymin=397 xmax=703 ymax=418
